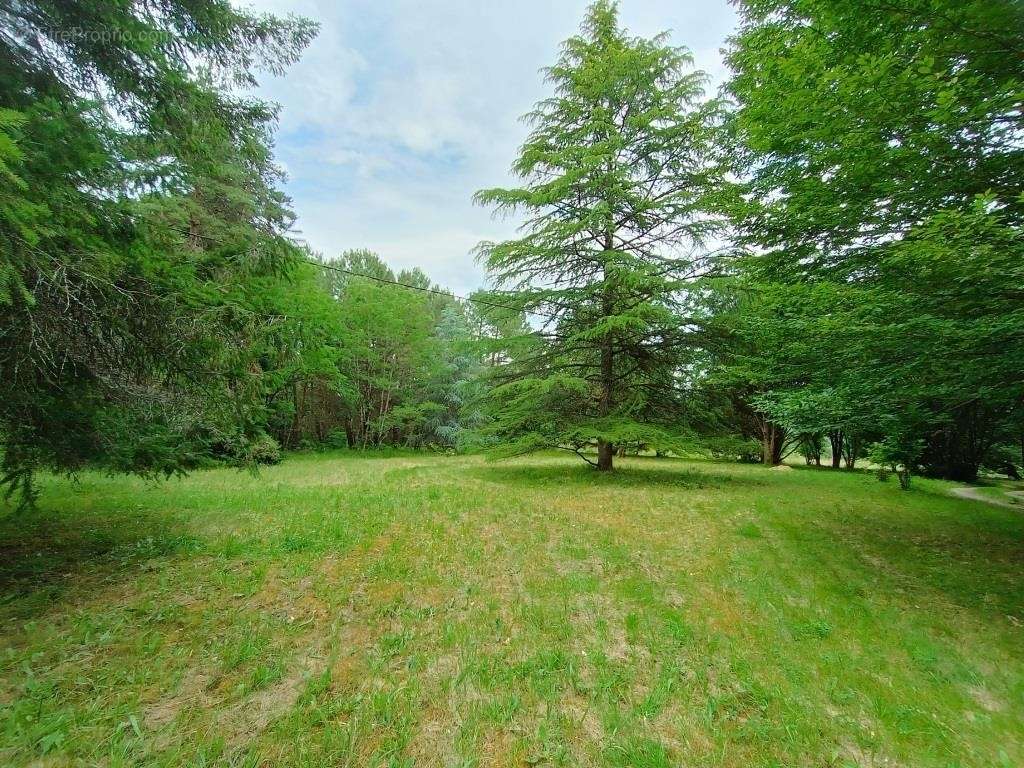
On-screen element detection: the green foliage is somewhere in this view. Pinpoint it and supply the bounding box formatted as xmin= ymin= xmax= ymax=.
xmin=869 ymin=435 xmax=925 ymax=490
xmin=316 ymin=251 xmax=480 ymax=450
xmin=247 ymin=434 xmax=283 ymax=466
xmin=700 ymin=435 xmax=762 ymax=463
xmin=722 ymin=0 xmax=1024 ymax=482
xmin=248 ymin=247 xmax=484 ymax=455
xmin=474 ymin=0 xmax=732 ymax=469
xmin=0 ymin=0 xmax=317 ymax=504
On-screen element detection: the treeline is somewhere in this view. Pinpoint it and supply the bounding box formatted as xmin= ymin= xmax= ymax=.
xmin=1 ymin=0 xmax=1021 ymax=506
xmin=258 ymin=250 xmax=488 ymax=453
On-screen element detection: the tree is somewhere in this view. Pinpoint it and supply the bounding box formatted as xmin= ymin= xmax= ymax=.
xmin=0 ymin=1 xmax=317 ymax=505
xmin=723 ymin=0 xmax=1024 ymax=482
xmin=473 ymin=0 xmax=731 ymax=470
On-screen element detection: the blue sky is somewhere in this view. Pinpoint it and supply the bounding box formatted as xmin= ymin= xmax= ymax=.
xmin=243 ymin=0 xmax=738 ymax=295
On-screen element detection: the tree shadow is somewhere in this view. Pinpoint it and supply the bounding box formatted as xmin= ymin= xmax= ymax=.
xmin=0 ymin=502 xmax=199 ymax=621
xmin=787 ymin=494 xmax=1024 ymax=622
xmin=467 ymin=457 xmax=767 ymax=490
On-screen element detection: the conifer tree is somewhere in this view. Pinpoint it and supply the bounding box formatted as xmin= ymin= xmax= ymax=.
xmin=474 ymin=0 xmax=730 ymax=470
xmin=0 ymin=1 xmax=316 ymax=503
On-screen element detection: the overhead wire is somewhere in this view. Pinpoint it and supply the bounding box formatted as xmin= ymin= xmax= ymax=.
xmin=162 ymin=225 xmax=559 ymax=320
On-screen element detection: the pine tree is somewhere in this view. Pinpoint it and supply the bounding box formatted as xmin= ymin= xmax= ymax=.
xmin=0 ymin=1 xmax=316 ymax=504
xmin=474 ymin=0 xmax=730 ymax=470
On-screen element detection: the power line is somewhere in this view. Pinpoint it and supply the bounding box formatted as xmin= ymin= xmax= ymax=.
xmin=163 ymin=225 xmax=708 ymax=323
xmin=312 ymin=259 xmax=557 ymax=319
xmin=163 ymin=224 xmax=558 ymax=320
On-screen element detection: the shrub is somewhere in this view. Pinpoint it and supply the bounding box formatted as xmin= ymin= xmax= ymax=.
xmin=868 ymin=435 xmax=922 ymax=490
xmin=248 ymin=434 xmax=282 ymax=465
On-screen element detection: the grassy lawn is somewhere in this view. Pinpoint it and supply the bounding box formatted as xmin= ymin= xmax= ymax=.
xmin=1 ymin=453 xmax=1021 ymax=767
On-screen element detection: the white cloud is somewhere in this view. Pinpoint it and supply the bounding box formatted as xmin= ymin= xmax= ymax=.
xmin=259 ymin=24 xmax=369 ymax=133
xmin=240 ymin=0 xmax=738 ymax=291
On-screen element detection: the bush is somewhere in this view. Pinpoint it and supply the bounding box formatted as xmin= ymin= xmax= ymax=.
xmin=868 ymin=435 xmax=922 ymax=490
xmin=248 ymin=434 xmax=282 ymax=465
xmin=702 ymin=436 xmax=762 ymax=463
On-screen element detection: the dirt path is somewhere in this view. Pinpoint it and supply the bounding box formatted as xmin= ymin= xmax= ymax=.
xmin=949 ymin=485 xmax=1022 ymax=510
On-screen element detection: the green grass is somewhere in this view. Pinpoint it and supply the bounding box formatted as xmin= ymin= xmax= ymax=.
xmin=1 ymin=453 xmax=1021 ymax=767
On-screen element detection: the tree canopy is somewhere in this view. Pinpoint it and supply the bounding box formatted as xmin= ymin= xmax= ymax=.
xmin=721 ymin=0 xmax=1024 ymax=481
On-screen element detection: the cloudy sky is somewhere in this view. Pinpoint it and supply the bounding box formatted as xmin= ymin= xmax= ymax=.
xmin=242 ymin=0 xmax=738 ymax=295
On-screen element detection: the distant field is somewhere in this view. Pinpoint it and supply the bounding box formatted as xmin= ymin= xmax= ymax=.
xmin=1 ymin=453 xmax=1021 ymax=767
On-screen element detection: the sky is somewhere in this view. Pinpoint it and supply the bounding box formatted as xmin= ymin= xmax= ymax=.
xmin=241 ymin=0 xmax=739 ymax=295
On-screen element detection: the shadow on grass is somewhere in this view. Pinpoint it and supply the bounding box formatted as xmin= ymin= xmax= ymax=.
xmin=779 ymin=495 xmax=1024 ymax=622
xmin=0 ymin=504 xmax=198 ymax=620
xmin=467 ymin=458 xmax=766 ymax=490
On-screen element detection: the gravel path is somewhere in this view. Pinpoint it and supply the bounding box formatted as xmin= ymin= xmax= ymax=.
xmin=949 ymin=485 xmax=1022 ymax=509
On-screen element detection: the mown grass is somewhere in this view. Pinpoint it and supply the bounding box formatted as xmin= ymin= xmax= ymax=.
xmin=0 ymin=452 xmax=1021 ymax=767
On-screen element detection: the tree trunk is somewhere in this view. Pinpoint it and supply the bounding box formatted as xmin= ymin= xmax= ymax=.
xmin=596 ymin=231 xmax=615 ymax=472
xmin=828 ymin=430 xmax=843 ymax=469
xmin=897 ymin=468 xmax=911 ymax=490
xmin=287 ymin=380 xmax=301 ymax=449
xmin=843 ymin=434 xmax=860 ymax=470
xmin=759 ymin=416 xmax=785 ymax=465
